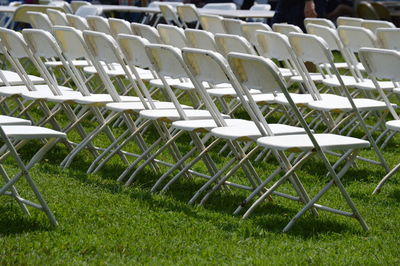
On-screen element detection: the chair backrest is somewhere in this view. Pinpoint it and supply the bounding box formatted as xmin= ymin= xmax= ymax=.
xmin=108 ymin=18 xmax=133 ymax=38
xmin=241 ymin=22 xmax=271 ymax=47
xmin=359 ymin=47 xmax=400 ymax=82
xmin=176 ymin=4 xmax=199 ymax=24
xmin=117 ymin=34 xmax=153 ymax=70
xmin=148 ymin=1 xmax=183 ymax=8
xmin=361 ymin=19 xmax=395 ymax=33
xmin=255 ymin=30 xmax=297 ymax=67
xmin=87 ymin=16 xmax=112 ymax=35
xmin=75 ymin=5 xmax=101 ymax=17
xmin=131 ymin=23 xmax=162 ymax=44
xmin=71 ymin=1 xmax=91 ymax=13
xmin=157 ymin=24 xmax=187 ymax=49
xmin=83 ymin=30 xmax=131 ymax=102
xmin=48 ymin=1 xmax=72 ymax=13
xmin=22 ymin=28 xmax=84 ymax=95
xmin=203 ymin=3 xmax=237 ymax=10
xmin=356 ymin=1 xmax=379 ymax=19
xmin=289 ymin=32 xmax=332 ymax=66
xmin=27 ymin=11 xmax=53 ymax=32
xmin=250 ymin=4 xmax=271 ymax=11
xmin=66 ymin=13 xmax=89 ymax=31
xmin=306 ymin=23 xmax=342 ymax=52
xmin=199 ymin=15 xmax=226 ymax=34
xmin=337 ymin=16 xmax=363 ymax=27
xmin=47 ymin=8 xmax=69 ymax=26
xmin=52 ymin=26 xmax=94 ymax=96
xmin=145 ymin=44 xmax=192 ymax=119
xmin=304 ymin=18 xmax=336 ymax=29
xmin=272 ymin=23 xmax=303 ymax=36
xmin=337 ymin=25 xmax=378 ymax=53
xmin=159 ymin=4 xmax=182 ymax=26
xmin=358 ymin=47 xmax=399 ymax=119
xmin=184 ymin=28 xmax=218 ymax=52
xmin=183 ymin=47 xmax=273 ymax=133
xmin=13 ymin=5 xmax=64 ymax=24
xmin=214 ymin=33 xmax=256 ymax=56
xmin=222 ymin=18 xmax=244 ymax=36
xmin=376 ymin=28 xmax=400 ymax=51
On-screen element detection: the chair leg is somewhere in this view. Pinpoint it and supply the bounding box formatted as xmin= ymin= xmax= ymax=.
xmin=373 ymin=162 xmax=400 ymax=194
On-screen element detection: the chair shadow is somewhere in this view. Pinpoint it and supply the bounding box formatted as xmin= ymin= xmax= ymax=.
xmin=0 ymin=206 xmax=51 ymax=236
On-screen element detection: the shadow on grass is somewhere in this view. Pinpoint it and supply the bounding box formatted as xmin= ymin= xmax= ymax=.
xmin=0 ymin=206 xmax=51 ymax=236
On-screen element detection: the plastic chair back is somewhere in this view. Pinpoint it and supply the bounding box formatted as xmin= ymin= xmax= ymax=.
xmin=66 ymin=14 xmax=89 ymax=31
xmin=109 ymin=18 xmax=133 ymax=38
xmin=131 ymin=23 xmax=162 ymax=44
xmin=376 ymin=28 xmax=400 ymax=51
xmin=185 ymin=29 xmax=218 ymax=51
xmin=27 ymin=11 xmax=53 ymax=32
xmin=157 ymin=24 xmax=187 ymax=49
xmin=304 ymin=18 xmax=336 ymax=29
xmin=215 ymin=33 xmax=256 ymax=56
xmin=337 ymin=16 xmax=363 ymax=27
xmin=47 ymin=8 xmax=69 ymax=26
xmin=273 ymin=23 xmax=303 ymax=36
xmin=199 ymin=15 xmax=225 ymax=34
xmin=222 ymin=18 xmax=243 ymax=35
xmin=241 ymin=22 xmax=272 ymax=46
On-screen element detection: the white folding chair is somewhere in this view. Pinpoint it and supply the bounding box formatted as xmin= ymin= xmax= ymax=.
xmin=287 ymin=32 xmax=391 ymax=172
xmin=226 ymin=52 xmax=370 ymax=232
xmin=66 ymin=13 xmax=89 ymax=31
xmin=159 ymin=4 xmax=183 ymax=27
xmin=176 ymin=4 xmax=200 ymax=29
xmin=359 ymin=47 xmax=400 ymax=193
xmin=47 ymin=8 xmax=69 ymax=26
xmin=199 ymin=15 xmax=226 ymax=34
xmin=0 ymin=123 xmax=66 ymax=225
xmin=214 ymin=34 xmax=256 ymax=56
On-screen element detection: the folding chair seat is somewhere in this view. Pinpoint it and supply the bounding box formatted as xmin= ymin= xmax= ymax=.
xmin=0 ymin=115 xmax=31 ymax=125
xmin=358 ymin=47 xmax=400 ymax=193
xmin=0 ymin=124 xmax=66 ymax=225
xmin=226 ymin=52 xmax=370 ymax=232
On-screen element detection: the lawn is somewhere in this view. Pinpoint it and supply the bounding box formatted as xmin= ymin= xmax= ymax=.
xmin=0 ymin=109 xmax=399 ymax=264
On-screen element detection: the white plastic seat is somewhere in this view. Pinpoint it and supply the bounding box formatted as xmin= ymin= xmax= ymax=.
xmin=139 ymin=109 xmax=229 ymax=122
xmin=0 ymin=115 xmax=31 ymax=125
xmin=171 ymin=118 xmax=251 ymax=132
xmin=257 ymin=133 xmax=369 ymax=151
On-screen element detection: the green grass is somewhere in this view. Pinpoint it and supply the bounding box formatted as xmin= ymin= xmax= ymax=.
xmin=0 ymin=111 xmax=399 ymax=264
